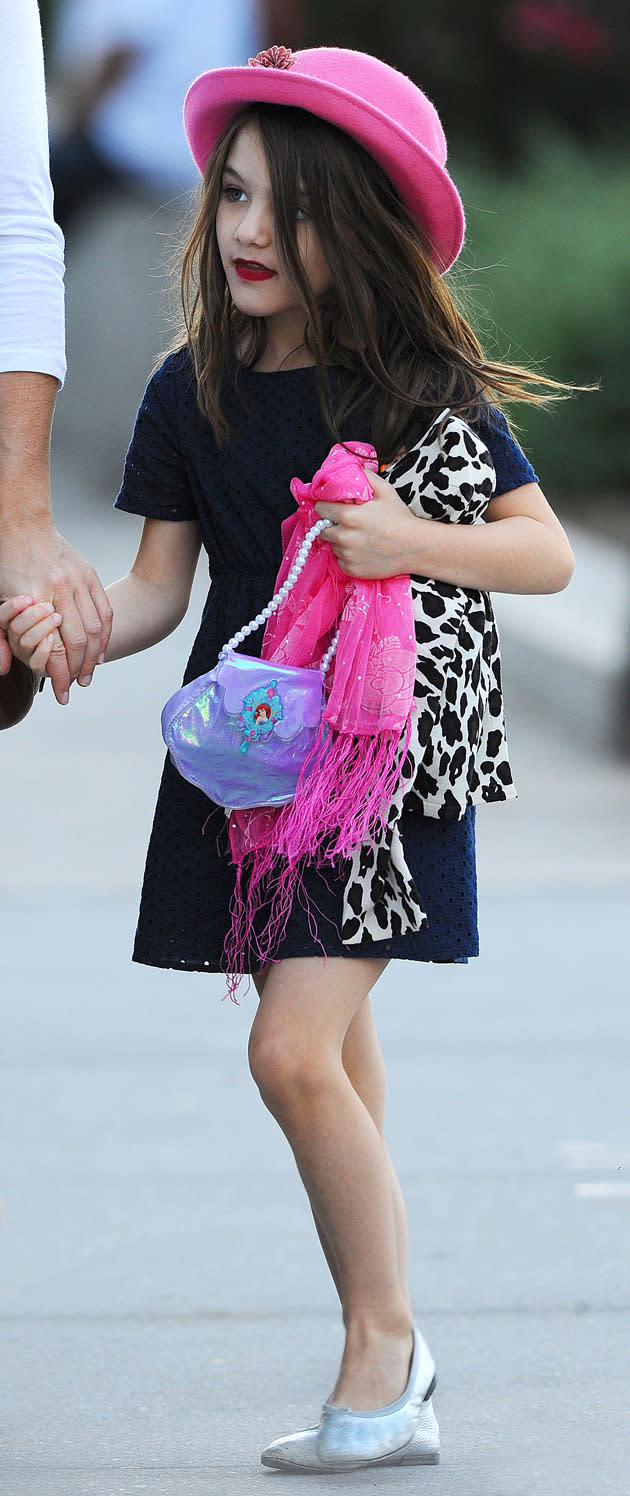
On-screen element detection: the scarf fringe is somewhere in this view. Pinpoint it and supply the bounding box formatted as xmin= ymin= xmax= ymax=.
xmin=276 ymin=718 xmax=411 ymax=866
xmin=222 ymin=719 xmax=411 ymax=989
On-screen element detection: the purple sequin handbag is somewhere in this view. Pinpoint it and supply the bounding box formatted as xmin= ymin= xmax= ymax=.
xmin=161 ymin=519 xmax=337 ymax=809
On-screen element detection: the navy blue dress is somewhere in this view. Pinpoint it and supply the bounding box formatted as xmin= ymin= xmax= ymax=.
xmin=115 ymin=351 xmax=536 ymax=973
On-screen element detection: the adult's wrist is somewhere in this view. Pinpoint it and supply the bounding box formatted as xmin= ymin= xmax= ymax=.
xmin=0 ymin=482 xmax=54 ymax=525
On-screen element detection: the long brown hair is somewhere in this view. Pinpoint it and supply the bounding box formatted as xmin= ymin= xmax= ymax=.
xmin=179 ymin=103 xmax=565 ymax=461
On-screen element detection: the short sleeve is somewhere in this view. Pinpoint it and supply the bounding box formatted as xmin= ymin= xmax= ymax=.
xmin=115 ymin=355 xmax=198 ymax=522
xmin=0 ymin=0 xmax=66 ymax=383
xmin=474 ymin=406 xmax=538 ymax=495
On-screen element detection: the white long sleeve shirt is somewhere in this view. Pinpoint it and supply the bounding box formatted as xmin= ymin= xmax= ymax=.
xmin=0 ymin=0 xmax=66 ymax=383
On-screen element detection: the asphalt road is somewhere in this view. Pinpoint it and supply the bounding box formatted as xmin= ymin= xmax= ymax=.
xmin=2 ymin=460 xmax=630 ymax=1495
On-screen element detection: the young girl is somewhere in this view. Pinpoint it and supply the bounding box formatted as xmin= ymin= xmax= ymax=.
xmin=1 ymin=46 xmax=574 ymax=1473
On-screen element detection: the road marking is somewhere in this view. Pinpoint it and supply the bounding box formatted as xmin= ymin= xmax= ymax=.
xmin=556 ymin=1141 xmax=630 ymax=1172
xmin=574 ymin=1182 xmax=630 ymax=1200
xmin=556 ymin=1142 xmax=630 ymax=1200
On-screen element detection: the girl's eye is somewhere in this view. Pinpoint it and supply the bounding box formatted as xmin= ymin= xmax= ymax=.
xmin=296 ymin=205 xmax=310 ymax=222
xmin=223 ymin=185 xmax=247 ymax=203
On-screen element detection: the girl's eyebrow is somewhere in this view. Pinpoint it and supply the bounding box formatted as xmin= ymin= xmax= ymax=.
xmin=222 ymin=164 xmax=245 ymax=182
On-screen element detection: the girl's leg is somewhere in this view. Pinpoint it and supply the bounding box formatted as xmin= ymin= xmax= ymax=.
xmin=341 ymin=999 xmax=411 ymax=1315
xmin=309 ymin=1002 xmax=411 ymax=1319
xmin=249 ymin=956 xmax=413 ymax=1412
xmin=255 ymin=968 xmax=410 ymax=1312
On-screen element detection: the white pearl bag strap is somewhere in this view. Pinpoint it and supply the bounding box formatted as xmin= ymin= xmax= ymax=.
xmin=219 ymin=518 xmax=340 ymax=679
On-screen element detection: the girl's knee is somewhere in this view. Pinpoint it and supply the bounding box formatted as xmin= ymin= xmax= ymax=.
xmin=248 ymin=1024 xmax=331 ymax=1114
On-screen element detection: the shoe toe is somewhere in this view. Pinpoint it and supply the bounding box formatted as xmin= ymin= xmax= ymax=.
xmin=261 ymin=1427 xmax=320 ymax=1470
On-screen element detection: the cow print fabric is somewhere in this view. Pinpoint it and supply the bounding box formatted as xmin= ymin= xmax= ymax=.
xmin=341 ymin=409 xmax=516 ymax=946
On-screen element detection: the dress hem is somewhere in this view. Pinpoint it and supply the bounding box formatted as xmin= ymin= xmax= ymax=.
xmin=131 ymin=945 xmax=477 ymax=973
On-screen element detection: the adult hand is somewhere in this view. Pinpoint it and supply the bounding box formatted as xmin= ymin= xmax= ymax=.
xmin=314 ymin=470 xmax=425 ymax=579
xmin=0 ymin=372 xmax=113 ymax=702
xmin=0 ymin=518 xmax=113 ymax=702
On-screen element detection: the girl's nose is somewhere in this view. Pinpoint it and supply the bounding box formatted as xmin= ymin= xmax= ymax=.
xmin=235 ymin=199 xmax=272 ymax=247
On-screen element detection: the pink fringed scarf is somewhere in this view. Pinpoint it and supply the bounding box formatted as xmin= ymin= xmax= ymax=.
xmin=223 ymin=442 xmax=417 ymax=990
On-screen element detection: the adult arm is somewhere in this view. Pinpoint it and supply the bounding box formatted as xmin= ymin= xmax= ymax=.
xmin=0 ymin=0 xmax=112 ymax=699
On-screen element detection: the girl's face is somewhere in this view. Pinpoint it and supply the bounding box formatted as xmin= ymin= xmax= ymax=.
xmin=215 ymin=123 xmax=333 ymax=360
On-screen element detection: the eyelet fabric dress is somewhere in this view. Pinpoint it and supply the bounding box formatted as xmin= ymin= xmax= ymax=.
xmin=115 ymin=350 xmax=537 ymax=974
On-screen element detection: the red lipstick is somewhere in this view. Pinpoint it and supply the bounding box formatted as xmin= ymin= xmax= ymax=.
xmin=234 ymin=259 xmax=276 ymax=282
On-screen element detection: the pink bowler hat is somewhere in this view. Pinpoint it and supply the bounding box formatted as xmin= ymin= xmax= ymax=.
xmin=183 ymin=45 xmax=465 ymax=273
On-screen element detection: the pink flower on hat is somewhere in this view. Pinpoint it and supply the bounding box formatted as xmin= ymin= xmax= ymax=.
xmin=248 ymin=46 xmax=297 ymax=70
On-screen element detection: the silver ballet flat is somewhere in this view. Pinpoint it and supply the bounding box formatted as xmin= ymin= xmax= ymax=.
xmin=260 ymin=1393 xmax=440 ymax=1470
xmin=315 ymin=1327 xmax=436 ymax=1469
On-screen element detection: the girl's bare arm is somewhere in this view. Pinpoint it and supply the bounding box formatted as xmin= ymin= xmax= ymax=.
xmin=1 ymin=518 xmax=202 ymax=673
xmin=316 ymin=476 xmax=575 ymax=595
xmin=105 ymin=517 xmax=202 ymax=660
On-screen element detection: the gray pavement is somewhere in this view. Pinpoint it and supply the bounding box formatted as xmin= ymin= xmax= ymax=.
xmin=2 ymin=458 xmax=630 ymax=1495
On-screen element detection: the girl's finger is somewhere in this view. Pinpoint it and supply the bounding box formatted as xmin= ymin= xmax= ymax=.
xmin=8 ymin=607 xmax=63 ymax=659
xmin=314 ymin=502 xmax=343 ymax=524
xmin=6 ymin=600 xmax=56 ymax=634
xmin=0 ymin=595 xmax=35 ymax=628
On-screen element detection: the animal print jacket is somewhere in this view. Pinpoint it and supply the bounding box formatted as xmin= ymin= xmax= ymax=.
xmin=341 ymin=409 xmax=516 ymax=946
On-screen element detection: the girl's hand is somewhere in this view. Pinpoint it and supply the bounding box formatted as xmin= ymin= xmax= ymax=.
xmin=314 ymin=470 xmax=422 ymax=578
xmin=0 ymin=597 xmax=35 ymax=673
xmin=0 ymin=596 xmax=63 ymax=675
xmin=316 ymin=473 xmax=575 ymax=594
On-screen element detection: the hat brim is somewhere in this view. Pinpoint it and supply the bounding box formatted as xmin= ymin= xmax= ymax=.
xmin=183 ymin=67 xmax=464 ymax=273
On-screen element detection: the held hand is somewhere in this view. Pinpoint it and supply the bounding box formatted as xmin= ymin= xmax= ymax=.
xmin=0 ymin=597 xmax=34 ymax=673
xmin=314 ymin=470 xmax=424 ymax=579
xmin=0 ymin=521 xmax=113 ymax=703
xmin=0 ymin=597 xmax=63 ymax=676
